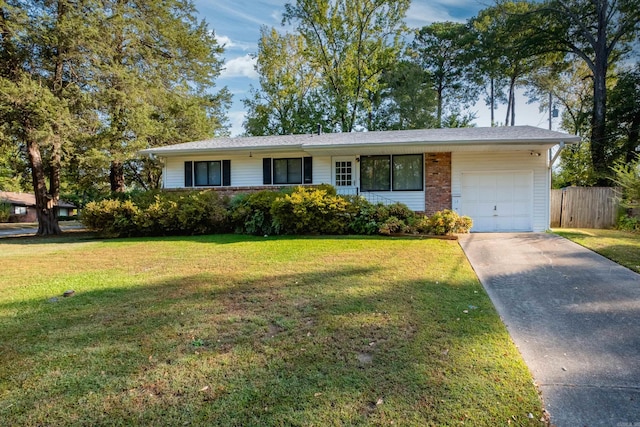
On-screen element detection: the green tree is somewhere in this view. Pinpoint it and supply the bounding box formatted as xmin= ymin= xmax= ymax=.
xmin=243 ymin=27 xmax=325 ymax=136
xmin=612 ymin=156 xmax=640 ymax=208
xmin=537 ymin=0 xmax=640 ymax=180
xmin=93 ymin=0 xmax=228 ymax=192
xmin=411 ymin=21 xmax=479 ymax=128
xmin=283 ymin=0 xmax=410 ymax=132
xmin=366 ymin=60 xmax=437 ymax=130
xmin=0 ymin=0 xmax=91 ymax=234
xmin=608 ymin=64 xmax=640 ymax=164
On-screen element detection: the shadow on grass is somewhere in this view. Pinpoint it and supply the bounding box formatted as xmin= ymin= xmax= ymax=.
xmin=0 ymin=259 xmax=535 ymax=426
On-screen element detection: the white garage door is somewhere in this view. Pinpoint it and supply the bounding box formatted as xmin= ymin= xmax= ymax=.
xmin=460 ymin=172 xmax=533 ymax=232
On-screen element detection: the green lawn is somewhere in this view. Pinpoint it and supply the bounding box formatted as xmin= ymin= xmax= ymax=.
xmin=553 ymin=228 xmax=640 ymax=273
xmin=0 ymin=234 xmax=545 ymax=426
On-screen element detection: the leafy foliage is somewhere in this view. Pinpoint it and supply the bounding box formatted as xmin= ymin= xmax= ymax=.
xmin=415 ymin=209 xmax=473 ymax=235
xmin=411 ymin=21 xmax=480 ymax=127
xmin=229 ymin=190 xmax=283 ymax=235
xmin=82 ymin=187 xmax=472 ymax=238
xmin=282 ymin=0 xmax=410 ymax=133
xmin=0 ymin=202 xmax=10 ymax=222
xmin=271 ymin=186 xmax=352 ymax=235
xmin=611 ymin=156 xmax=640 ymax=208
xmin=82 ymin=190 xmax=230 ymax=237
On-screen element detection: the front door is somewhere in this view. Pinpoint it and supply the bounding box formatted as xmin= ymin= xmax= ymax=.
xmin=332 ymin=156 xmax=358 ymax=196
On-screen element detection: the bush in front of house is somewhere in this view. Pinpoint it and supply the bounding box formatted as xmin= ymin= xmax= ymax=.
xmin=81 ymin=186 xmax=473 ymax=237
xmin=414 ymin=209 xmax=473 ymax=235
xmin=271 ymin=186 xmax=352 ymax=235
xmin=82 ymin=190 xmax=230 ymax=237
xmin=229 ymin=190 xmax=282 ymax=236
xmin=82 ymin=199 xmax=140 ymax=237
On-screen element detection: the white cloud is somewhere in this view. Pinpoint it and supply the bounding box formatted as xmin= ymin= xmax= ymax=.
xmin=228 ymin=110 xmax=246 ymax=137
xmin=214 ymin=33 xmax=256 ymax=52
xmin=221 ymin=54 xmax=258 ymax=79
xmin=214 ymin=34 xmax=235 ymax=48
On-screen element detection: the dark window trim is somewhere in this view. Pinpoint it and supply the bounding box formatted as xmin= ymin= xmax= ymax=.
xmin=265 ymin=157 xmax=312 ymax=186
xmin=359 ymin=154 xmax=424 ymax=192
xmin=360 ymin=155 xmax=391 ymax=192
xmin=273 ymin=157 xmax=303 ymax=185
xmin=185 ymin=160 xmax=231 ymax=187
xmin=392 ymin=154 xmax=424 ymax=192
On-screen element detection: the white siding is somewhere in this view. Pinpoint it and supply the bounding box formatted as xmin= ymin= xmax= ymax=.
xmin=314 ymin=156 xmax=332 ymax=184
xmin=163 ymin=152 xmax=330 ymax=189
xmin=360 ymin=191 xmax=425 ymax=211
xmin=452 ymin=151 xmax=549 ymax=232
xmin=162 ymin=153 xmax=425 ymax=211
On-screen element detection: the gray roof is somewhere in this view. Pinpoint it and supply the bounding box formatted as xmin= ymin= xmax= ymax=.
xmin=140 ymin=126 xmax=581 ymax=156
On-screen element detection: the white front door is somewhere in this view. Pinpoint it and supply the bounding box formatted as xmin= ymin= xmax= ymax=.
xmin=332 ymin=156 xmax=358 ymax=195
xmin=460 ymin=171 xmax=533 ymax=232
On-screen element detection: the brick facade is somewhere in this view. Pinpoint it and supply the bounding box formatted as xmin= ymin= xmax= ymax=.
xmin=424 ymin=152 xmax=452 ymax=215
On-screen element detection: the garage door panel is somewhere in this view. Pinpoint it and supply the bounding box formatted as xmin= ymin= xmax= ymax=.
xmin=460 ymin=171 xmax=533 ymax=232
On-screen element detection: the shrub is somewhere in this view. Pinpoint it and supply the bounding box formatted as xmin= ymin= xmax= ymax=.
xmin=81 ymin=190 xmax=230 ymax=237
xmin=415 ymin=209 xmax=473 ymax=235
xmin=617 ymin=214 xmax=640 ymax=232
xmin=271 ymin=186 xmax=351 ymax=235
xmin=229 ymin=190 xmax=281 ymax=235
xmin=0 ymin=202 xmax=10 ymax=222
xmin=378 ymin=216 xmax=408 ymax=235
xmin=82 ymin=199 xmax=140 ymax=237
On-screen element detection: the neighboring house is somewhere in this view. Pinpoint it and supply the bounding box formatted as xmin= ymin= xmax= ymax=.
xmin=140 ymin=126 xmax=580 ymax=232
xmin=0 ymin=191 xmax=77 ymax=223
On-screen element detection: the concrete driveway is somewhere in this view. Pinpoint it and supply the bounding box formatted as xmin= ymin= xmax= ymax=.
xmin=459 ymin=233 xmax=640 ymax=427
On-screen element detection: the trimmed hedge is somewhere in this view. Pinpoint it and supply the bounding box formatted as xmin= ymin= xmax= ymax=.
xmin=81 ymin=187 xmax=473 ymax=237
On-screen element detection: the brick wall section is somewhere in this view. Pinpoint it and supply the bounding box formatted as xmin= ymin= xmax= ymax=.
xmin=424 ymin=152 xmax=452 ymax=215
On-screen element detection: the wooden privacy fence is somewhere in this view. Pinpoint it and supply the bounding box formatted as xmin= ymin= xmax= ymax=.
xmin=551 ymin=187 xmax=620 ymax=229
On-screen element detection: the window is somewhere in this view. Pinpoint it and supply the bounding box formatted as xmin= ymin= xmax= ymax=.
xmin=335 ymin=161 xmax=352 ymax=186
xmin=195 ymin=161 xmax=221 ymax=186
xmin=185 ymin=160 xmax=231 ymax=187
xmin=360 ymin=155 xmax=390 ymax=191
xmin=13 ymin=206 xmax=27 ymax=215
xmin=392 ymin=154 xmax=423 ymax=191
xmin=274 ymin=158 xmax=302 ymax=184
xmin=263 ymin=157 xmax=312 ymax=185
xmin=360 ymin=154 xmax=423 ymax=191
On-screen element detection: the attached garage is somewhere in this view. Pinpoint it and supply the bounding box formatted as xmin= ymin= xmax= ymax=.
xmin=452 ymin=151 xmax=553 ymax=232
xmin=460 ymin=171 xmax=533 ymax=232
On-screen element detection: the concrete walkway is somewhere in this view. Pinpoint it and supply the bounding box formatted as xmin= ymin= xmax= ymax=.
xmin=459 ymin=233 xmax=640 ymax=427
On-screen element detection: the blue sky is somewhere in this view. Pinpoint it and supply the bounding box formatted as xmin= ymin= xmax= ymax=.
xmin=194 ymin=0 xmax=550 ymax=136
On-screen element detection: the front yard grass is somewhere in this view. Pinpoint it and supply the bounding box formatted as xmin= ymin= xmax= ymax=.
xmin=0 ymin=234 xmax=544 ymax=426
xmin=553 ymin=228 xmax=640 ymax=273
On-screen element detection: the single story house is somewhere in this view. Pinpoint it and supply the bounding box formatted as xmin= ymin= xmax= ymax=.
xmin=140 ymin=126 xmax=580 ymax=232
xmin=0 ymin=191 xmax=78 ymax=223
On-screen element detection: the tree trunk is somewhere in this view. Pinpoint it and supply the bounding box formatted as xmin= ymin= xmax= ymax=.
xmin=590 ymin=17 xmax=609 ymax=182
xmin=490 ymin=77 xmax=495 ymax=127
xmin=110 ymin=161 xmax=126 ymax=192
xmin=510 ymin=90 xmax=515 ymax=126
xmin=437 ymin=82 xmax=443 ymax=128
xmin=26 ymin=129 xmax=62 ymax=236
